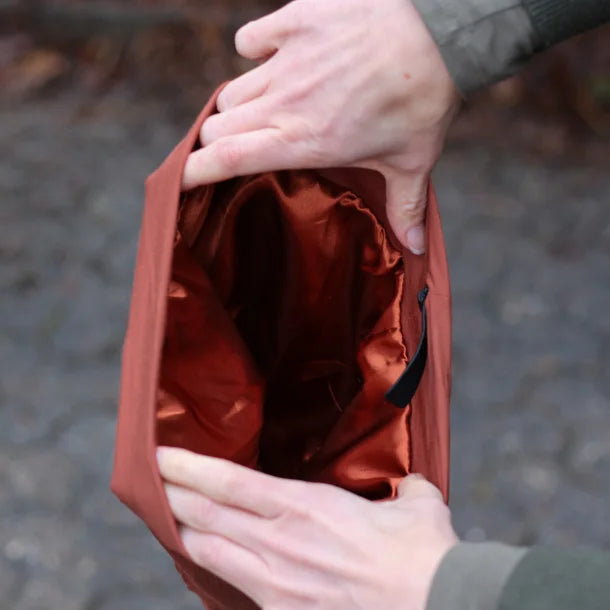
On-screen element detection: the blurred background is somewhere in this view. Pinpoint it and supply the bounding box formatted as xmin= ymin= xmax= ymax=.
xmin=1 ymin=1 xmax=609 ymax=608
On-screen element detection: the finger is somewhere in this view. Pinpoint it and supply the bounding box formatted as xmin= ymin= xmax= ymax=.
xmin=216 ymin=62 xmax=272 ymax=112
xmin=181 ymin=526 xmax=269 ymax=606
xmin=180 ymin=129 xmax=300 ymax=191
xmin=201 ymin=95 xmax=274 ymax=145
xmin=396 ymin=474 xmax=444 ymax=502
xmin=235 ymin=4 xmax=297 ymax=59
xmin=157 ymin=447 xmax=301 ymax=517
xmin=384 ymin=170 xmax=430 ymax=254
xmin=165 ymin=483 xmax=266 ymax=549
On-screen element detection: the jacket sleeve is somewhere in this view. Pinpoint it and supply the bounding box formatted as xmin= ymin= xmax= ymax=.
xmin=425 ymin=543 xmax=527 ymax=610
xmin=499 ymin=547 xmax=610 ymax=610
xmin=426 ymin=542 xmax=610 ymax=610
xmin=411 ymin=0 xmax=610 ymax=94
xmin=523 ymin=0 xmax=610 ymax=48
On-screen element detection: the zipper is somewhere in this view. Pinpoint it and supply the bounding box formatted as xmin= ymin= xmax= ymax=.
xmin=385 ymin=286 xmax=428 ymax=408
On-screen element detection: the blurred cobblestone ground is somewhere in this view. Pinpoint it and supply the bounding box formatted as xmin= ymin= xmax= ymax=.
xmin=1 ymin=88 xmax=609 ymax=609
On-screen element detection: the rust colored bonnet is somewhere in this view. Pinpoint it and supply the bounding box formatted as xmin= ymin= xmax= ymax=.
xmin=111 ymin=84 xmax=452 ymax=610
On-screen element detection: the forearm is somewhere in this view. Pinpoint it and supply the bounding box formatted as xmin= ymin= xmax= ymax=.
xmin=411 ymin=0 xmax=610 ymax=94
xmin=427 ymin=542 xmax=610 ymax=610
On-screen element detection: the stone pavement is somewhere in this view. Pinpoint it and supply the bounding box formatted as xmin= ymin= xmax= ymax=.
xmin=1 ymin=91 xmax=609 ymax=609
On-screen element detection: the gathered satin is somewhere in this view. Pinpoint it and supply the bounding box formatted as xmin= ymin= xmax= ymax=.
xmin=158 ymin=170 xmax=412 ymax=499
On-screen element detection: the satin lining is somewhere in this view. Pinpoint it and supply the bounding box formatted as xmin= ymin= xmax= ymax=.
xmin=156 ymin=169 xmax=411 ymax=499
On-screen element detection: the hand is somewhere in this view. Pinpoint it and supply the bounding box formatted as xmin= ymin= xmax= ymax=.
xmin=181 ymin=0 xmax=460 ymax=254
xmin=157 ymin=447 xmax=458 ymax=610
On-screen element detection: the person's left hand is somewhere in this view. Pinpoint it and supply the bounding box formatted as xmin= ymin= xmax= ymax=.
xmin=157 ymin=447 xmax=458 ymax=610
xmin=180 ymin=0 xmax=460 ymax=254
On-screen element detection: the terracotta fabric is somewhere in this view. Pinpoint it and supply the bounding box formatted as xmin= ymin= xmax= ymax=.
xmin=111 ymin=83 xmax=452 ymax=610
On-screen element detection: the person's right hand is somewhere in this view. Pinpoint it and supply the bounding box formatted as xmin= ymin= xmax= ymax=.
xmin=158 ymin=447 xmax=458 ymax=610
xmin=182 ymin=0 xmax=460 ymax=254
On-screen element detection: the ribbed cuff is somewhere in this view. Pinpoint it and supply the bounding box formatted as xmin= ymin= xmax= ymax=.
xmin=426 ymin=542 xmax=528 ymax=610
xmin=523 ymin=0 xmax=610 ymax=47
xmin=412 ymin=0 xmax=540 ymax=94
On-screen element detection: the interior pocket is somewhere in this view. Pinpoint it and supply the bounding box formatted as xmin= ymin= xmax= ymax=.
xmin=156 ymin=169 xmax=411 ymax=498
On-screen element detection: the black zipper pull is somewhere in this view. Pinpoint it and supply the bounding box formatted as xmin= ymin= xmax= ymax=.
xmin=385 ymin=286 xmax=428 ymax=408
xmin=418 ymin=286 xmax=429 ymax=306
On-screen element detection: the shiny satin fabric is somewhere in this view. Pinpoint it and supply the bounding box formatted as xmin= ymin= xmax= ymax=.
xmin=111 ymin=84 xmax=452 ymax=610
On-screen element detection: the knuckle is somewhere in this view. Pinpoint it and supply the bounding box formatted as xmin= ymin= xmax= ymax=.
xmin=285 ymin=0 xmax=309 ymax=29
xmin=285 ymin=499 xmax=318 ymax=523
xmin=215 ymin=139 xmax=243 ymax=170
xmin=169 ymin=454 xmax=190 ymax=480
xmin=278 ymin=115 xmax=312 ymax=143
xmin=400 ymin=195 xmax=426 ymax=215
xmin=216 ymin=466 xmax=240 ymax=498
xmin=436 ymin=502 xmax=452 ymax=521
xmin=200 ymin=117 xmax=218 ymax=144
xmin=400 ymin=476 xmax=444 ymax=502
xmin=273 ymin=503 xmax=305 ymax=529
xmin=215 ymin=90 xmax=231 ymax=112
xmin=193 ymin=497 xmax=217 ymax=529
xmin=194 ymin=536 xmax=225 ymax=567
xmin=415 ymin=491 xmax=447 ymax=512
xmin=208 ymin=538 xmax=226 ymax=565
xmin=273 ymin=114 xmax=326 ymax=166
xmin=281 ymin=78 xmax=315 ymax=106
xmin=279 ymin=118 xmax=328 ymax=166
xmin=419 ymin=480 xmax=445 ymax=500
xmin=315 ymin=111 xmax=337 ymax=140
xmin=301 ymin=141 xmax=328 ymax=168
xmin=409 ymin=477 xmax=437 ymax=494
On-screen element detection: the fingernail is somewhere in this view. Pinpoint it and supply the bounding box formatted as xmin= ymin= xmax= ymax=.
xmin=407 ymin=225 xmax=425 ymax=255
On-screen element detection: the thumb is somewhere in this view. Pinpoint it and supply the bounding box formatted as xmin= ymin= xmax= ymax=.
xmin=396 ymin=473 xmax=444 ymax=502
xmin=384 ymin=170 xmax=430 ymax=255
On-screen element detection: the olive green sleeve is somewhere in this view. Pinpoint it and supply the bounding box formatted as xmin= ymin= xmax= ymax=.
xmin=426 ymin=542 xmax=528 ymax=610
xmin=410 ymin=0 xmax=540 ymax=94
xmin=499 ymin=547 xmax=610 ymax=610
xmin=411 ymin=0 xmax=610 ymax=94
xmin=522 ymin=0 xmax=610 ymax=48
xmin=426 ymin=543 xmax=610 ymax=610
